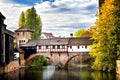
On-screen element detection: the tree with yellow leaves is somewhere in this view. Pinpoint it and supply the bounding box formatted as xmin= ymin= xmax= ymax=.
xmin=90 ymin=0 xmax=120 ymax=72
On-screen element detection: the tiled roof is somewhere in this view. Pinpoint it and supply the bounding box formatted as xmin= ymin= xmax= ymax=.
xmin=21 ymin=37 xmax=93 ymax=47
xmin=49 ymin=38 xmax=69 ymax=45
xmin=69 ymin=37 xmax=93 ymax=45
xmin=38 ymin=39 xmax=51 ymax=45
xmin=43 ymin=32 xmax=54 ymax=38
xmin=21 ymin=39 xmax=39 ymax=47
xmin=15 ymin=26 xmax=33 ymax=32
xmin=38 ymin=38 xmax=69 ymax=45
xmin=0 ymin=12 xmax=5 ymax=19
xmin=5 ymin=29 xmax=15 ymax=38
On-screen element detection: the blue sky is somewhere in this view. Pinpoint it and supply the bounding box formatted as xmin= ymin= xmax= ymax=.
xmin=9 ymin=0 xmax=55 ymax=5
xmin=9 ymin=0 xmax=40 ymax=5
xmin=0 ymin=0 xmax=98 ymax=37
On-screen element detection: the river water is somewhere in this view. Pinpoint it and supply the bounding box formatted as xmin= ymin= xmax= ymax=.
xmin=0 ymin=64 xmax=117 ymax=80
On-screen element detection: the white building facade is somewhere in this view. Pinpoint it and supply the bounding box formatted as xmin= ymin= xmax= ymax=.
xmin=22 ymin=37 xmax=93 ymax=54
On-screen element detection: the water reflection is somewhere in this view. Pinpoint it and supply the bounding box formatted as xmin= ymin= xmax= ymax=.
xmin=42 ymin=66 xmax=55 ymax=79
xmin=0 ymin=64 xmax=117 ymax=80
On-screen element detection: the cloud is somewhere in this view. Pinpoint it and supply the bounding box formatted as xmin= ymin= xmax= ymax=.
xmin=0 ymin=0 xmax=98 ymax=37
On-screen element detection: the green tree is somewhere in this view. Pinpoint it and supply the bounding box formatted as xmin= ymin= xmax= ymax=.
xmin=90 ymin=0 xmax=120 ymax=72
xmin=25 ymin=7 xmax=42 ymax=39
xmin=18 ymin=11 xmax=25 ymax=28
xmin=113 ymin=0 xmax=120 ymax=59
xmin=18 ymin=7 xmax=42 ymax=39
xmin=31 ymin=56 xmax=48 ymax=66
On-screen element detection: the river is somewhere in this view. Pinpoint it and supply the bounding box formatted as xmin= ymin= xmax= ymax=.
xmin=0 ymin=64 xmax=117 ymax=80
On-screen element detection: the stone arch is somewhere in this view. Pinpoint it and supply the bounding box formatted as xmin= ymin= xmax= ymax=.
xmin=25 ymin=53 xmax=54 ymax=66
xmin=63 ymin=53 xmax=90 ymax=68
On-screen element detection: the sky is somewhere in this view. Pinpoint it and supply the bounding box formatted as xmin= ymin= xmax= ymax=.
xmin=0 ymin=0 xmax=98 ymax=37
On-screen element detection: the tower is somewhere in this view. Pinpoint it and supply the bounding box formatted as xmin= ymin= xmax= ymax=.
xmin=15 ymin=26 xmax=33 ymax=46
xmin=0 ymin=12 xmax=6 ymax=65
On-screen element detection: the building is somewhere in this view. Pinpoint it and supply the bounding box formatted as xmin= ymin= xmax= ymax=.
xmin=15 ymin=26 xmax=93 ymax=59
xmin=41 ymin=32 xmax=55 ymax=39
xmin=15 ymin=26 xmax=33 ymax=45
xmin=0 ymin=12 xmax=15 ymax=65
xmin=0 ymin=12 xmax=6 ymax=65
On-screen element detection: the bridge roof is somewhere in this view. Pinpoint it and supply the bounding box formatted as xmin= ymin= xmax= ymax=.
xmin=38 ymin=38 xmax=69 ymax=45
xmin=21 ymin=37 xmax=93 ymax=47
xmin=21 ymin=39 xmax=39 ymax=47
xmin=68 ymin=37 xmax=93 ymax=45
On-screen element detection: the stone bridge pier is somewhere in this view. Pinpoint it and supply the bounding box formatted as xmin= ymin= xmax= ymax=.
xmin=25 ymin=52 xmax=89 ymax=69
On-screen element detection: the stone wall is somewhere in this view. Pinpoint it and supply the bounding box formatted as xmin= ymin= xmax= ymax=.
xmin=0 ymin=53 xmax=25 ymax=74
xmin=4 ymin=60 xmax=20 ymax=73
xmin=116 ymin=60 xmax=120 ymax=74
xmin=116 ymin=60 xmax=120 ymax=80
xmin=0 ymin=60 xmax=19 ymax=74
xmin=20 ymin=53 xmax=25 ymax=67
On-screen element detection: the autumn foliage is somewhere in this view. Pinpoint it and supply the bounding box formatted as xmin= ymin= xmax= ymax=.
xmin=90 ymin=0 xmax=120 ymax=72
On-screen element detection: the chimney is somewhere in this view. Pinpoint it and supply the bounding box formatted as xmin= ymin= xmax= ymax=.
xmin=70 ymin=33 xmax=73 ymax=37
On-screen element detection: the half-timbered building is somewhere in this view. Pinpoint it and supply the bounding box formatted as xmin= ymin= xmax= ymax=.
xmin=15 ymin=26 xmax=93 ymax=59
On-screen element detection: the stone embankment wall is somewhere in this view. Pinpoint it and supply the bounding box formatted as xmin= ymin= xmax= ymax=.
xmin=0 ymin=53 xmax=25 ymax=74
xmin=116 ymin=60 xmax=120 ymax=80
xmin=116 ymin=60 xmax=120 ymax=74
xmin=0 ymin=60 xmax=19 ymax=74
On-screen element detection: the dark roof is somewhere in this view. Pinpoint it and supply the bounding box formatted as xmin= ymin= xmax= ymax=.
xmin=21 ymin=37 xmax=93 ymax=47
xmin=0 ymin=12 xmax=6 ymax=19
xmin=21 ymin=39 xmax=40 ymax=47
xmin=38 ymin=38 xmax=69 ymax=45
xmin=49 ymin=38 xmax=69 ymax=45
xmin=16 ymin=46 xmax=24 ymax=53
xmin=69 ymin=37 xmax=93 ymax=45
xmin=15 ymin=26 xmax=33 ymax=32
xmin=43 ymin=32 xmax=54 ymax=38
xmin=38 ymin=39 xmax=51 ymax=45
xmin=5 ymin=29 xmax=15 ymax=37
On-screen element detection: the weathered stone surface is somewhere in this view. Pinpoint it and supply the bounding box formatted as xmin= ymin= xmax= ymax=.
xmin=0 ymin=60 xmax=20 ymax=74
xmin=4 ymin=60 xmax=20 ymax=73
xmin=25 ymin=52 xmax=89 ymax=69
xmin=116 ymin=60 xmax=120 ymax=74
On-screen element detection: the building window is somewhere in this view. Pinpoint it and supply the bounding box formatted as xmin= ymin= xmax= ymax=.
xmin=46 ymin=45 xmax=48 ymax=49
xmin=17 ymin=33 xmax=19 ymax=35
xmin=39 ymin=46 xmax=41 ymax=49
xmin=70 ymin=46 xmax=72 ymax=49
xmin=77 ymin=45 xmax=79 ymax=49
xmin=62 ymin=45 xmax=65 ymax=48
xmin=57 ymin=45 xmax=60 ymax=49
xmin=19 ymin=40 xmax=21 ymax=43
xmin=82 ymin=46 xmax=84 ymax=48
xmin=53 ymin=45 xmax=55 ymax=49
xmin=85 ymin=45 xmax=87 ymax=49
xmin=23 ymin=32 xmax=25 ymax=36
